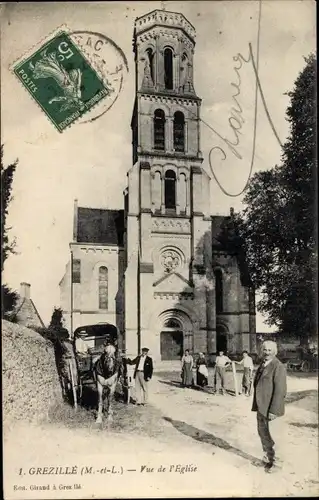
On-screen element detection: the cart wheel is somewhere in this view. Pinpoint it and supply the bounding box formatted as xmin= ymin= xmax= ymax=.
xmin=78 ymin=381 xmax=83 ymax=403
xmin=125 ymin=385 xmax=131 ymax=404
xmin=121 ymin=379 xmax=130 ymax=404
xmin=68 ymin=359 xmax=78 ymax=409
xmin=60 ymin=375 xmax=67 ymax=398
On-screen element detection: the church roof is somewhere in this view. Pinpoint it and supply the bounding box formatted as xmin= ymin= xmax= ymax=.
xmin=77 ymin=208 xmax=124 ymax=246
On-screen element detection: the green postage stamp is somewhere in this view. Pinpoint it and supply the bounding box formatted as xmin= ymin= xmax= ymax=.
xmin=12 ymin=29 xmax=112 ymax=132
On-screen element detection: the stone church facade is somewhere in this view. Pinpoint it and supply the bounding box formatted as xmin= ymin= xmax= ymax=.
xmin=59 ymin=9 xmax=256 ymax=362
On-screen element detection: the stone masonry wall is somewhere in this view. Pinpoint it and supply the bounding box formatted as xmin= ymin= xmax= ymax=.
xmin=2 ymin=320 xmax=62 ymax=425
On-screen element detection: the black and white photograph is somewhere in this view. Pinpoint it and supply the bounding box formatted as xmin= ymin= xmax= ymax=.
xmin=1 ymin=1 xmax=317 ymax=498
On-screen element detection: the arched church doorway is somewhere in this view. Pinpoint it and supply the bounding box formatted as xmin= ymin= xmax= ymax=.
xmin=160 ymin=318 xmax=183 ymax=360
xmin=216 ymin=324 xmax=228 ymax=353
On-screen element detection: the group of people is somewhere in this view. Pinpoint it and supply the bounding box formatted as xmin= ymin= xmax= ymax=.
xmin=181 ymin=349 xmax=254 ymax=396
xmin=86 ymin=338 xmax=286 ymax=474
xmin=181 ymin=350 xmax=209 ymax=388
xmin=128 ymin=341 xmax=287 ymax=474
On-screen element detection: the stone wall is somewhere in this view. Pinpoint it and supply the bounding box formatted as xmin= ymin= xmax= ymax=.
xmin=60 ymin=243 xmax=123 ymax=333
xmin=2 ymin=320 xmax=62 ymax=425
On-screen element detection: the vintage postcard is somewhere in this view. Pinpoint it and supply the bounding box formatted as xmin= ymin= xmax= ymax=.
xmin=1 ymin=1 xmax=317 ymax=499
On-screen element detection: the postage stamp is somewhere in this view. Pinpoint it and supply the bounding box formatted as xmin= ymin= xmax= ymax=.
xmin=69 ymin=31 xmax=128 ymax=124
xmin=12 ymin=29 xmax=114 ymax=132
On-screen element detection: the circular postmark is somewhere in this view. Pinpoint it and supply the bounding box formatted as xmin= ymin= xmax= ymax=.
xmin=69 ymin=30 xmax=129 ymax=124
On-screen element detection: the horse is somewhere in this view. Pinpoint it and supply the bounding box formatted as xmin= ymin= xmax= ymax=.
xmin=93 ymin=344 xmax=122 ymax=424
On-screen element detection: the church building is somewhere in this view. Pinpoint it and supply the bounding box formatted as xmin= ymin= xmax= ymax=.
xmin=59 ymin=9 xmax=257 ymax=362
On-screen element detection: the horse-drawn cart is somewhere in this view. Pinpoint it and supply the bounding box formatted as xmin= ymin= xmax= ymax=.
xmin=286 ymin=345 xmax=318 ymax=373
xmin=58 ymin=323 xmax=131 ymax=409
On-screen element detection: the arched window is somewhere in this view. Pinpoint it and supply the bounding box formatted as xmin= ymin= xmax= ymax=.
xmin=99 ymin=266 xmax=108 ymax=310
xmin=173 ymin=111 xmax=185 ymax=152
xmin=154 ymin=109 xmax=165 ymax=150
xmin=214 ymin=269 xmax=223 ymax=313
xmin=164 ymin=47 xmax=173 ymax=90
xmin=216 ymin=324 xmax=228 ymax=352
xmin=146 ymin=48 xmax=155 ymax=83
xmin=165 ymin=170 xmax=176 ymax=210
xmin=164 ymin=318 xmax=181 ymax=329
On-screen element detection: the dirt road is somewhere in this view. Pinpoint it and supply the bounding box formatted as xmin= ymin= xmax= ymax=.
xmin=4 ymin=372 xmax=318 ymax=499
xmin=150 ymin=371 xmax=318 ymax=497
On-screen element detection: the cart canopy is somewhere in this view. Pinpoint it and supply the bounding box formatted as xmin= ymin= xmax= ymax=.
xmin=73 ymin=323 xmax=118 ymax=350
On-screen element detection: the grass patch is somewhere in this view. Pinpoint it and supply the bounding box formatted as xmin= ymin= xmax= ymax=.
xmin=47 ymin=386 xmax=166 ymax=439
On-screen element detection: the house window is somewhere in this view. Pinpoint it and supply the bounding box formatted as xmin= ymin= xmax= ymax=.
xmin=165 ymin=170 xmax=176 ymax=210
xmin=72 ymin=259 xmax=81 ymax=283
xmin=164 ymin=47 xmax=173 ymax=90
xmin=154 ymin=109 xmax=165 ymax=150
xmin=173 ymin=111 xmax=185 ymax=152
xmin=99 ymin=266 xmax=108 ymax=310
xmin=214 ymin=269 xmax=223 ymax=313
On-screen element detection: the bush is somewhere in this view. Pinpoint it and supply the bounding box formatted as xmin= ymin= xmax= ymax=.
xmin=1 ymin=285 xmax=18 ymax=320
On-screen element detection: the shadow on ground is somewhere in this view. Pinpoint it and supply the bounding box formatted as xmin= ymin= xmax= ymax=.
xmin=289 ymin=422 xmax=318 ymax=429
xmin=285 ymin=389 xmax=317 ymax=404
xmin=158 ymin=379 xmax=238 ymax=396
xmin=163 ymin=416 xmax=264 ymax=468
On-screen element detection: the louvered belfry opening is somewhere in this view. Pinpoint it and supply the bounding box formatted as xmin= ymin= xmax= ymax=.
xmin=173 ymin=111 xmax=185 ymax=152
xmin=154 ymin=109 xmax=165 ymax=150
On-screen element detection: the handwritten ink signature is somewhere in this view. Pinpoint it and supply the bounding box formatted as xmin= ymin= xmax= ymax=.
xmin=207 ymin=42 xmax=282 ymax=197
xmin=208 ymin=50 xmax=251 ymax=163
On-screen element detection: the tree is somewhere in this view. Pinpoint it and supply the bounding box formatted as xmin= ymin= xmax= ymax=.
xmin=236 ymin=54 xmax=316 ymax=341
xmin=49 ymin=307 xmax=69 ymax=338
xmin=2 ymin=285 xmax=18 ymax=320
xmin=1 ymin=146 xmax=18 ymax=317
xmin=49 ymin=306 xmax=65 ymax=329
xmin=1 ymin=146 xmax=17 ymax=271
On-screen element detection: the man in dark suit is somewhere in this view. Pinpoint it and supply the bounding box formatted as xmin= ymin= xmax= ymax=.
xmin=127 ymin=347 xmax=153 ymax=405
xmin=252 ymin=340 xmax=287 ymax=472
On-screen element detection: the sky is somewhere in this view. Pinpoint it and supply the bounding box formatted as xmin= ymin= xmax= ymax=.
xmin=1 ymin=0 xmax=316 ymax=328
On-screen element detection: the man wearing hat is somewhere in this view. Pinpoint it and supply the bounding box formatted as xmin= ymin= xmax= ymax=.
xmin=126 ymin=348 xmax=153 ymax=405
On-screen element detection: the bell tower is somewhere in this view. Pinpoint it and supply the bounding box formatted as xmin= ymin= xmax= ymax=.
xmin=125 ymin=9 xmax=213 ymax=360
xmin=131 ymin=9 xmax=202 ymax=165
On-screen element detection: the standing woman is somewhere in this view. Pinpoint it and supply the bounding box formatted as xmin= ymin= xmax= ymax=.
xmin=181 ymin=349 xmax=194 ymax=387
xmin=196 ymin=352 xmax=209 ymax=388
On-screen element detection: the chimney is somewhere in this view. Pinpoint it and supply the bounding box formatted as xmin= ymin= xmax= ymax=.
xmin=20 ymin=282 xmax=31 ymax=300
xmin=230 ymin=207 xmax=234 ymax=216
